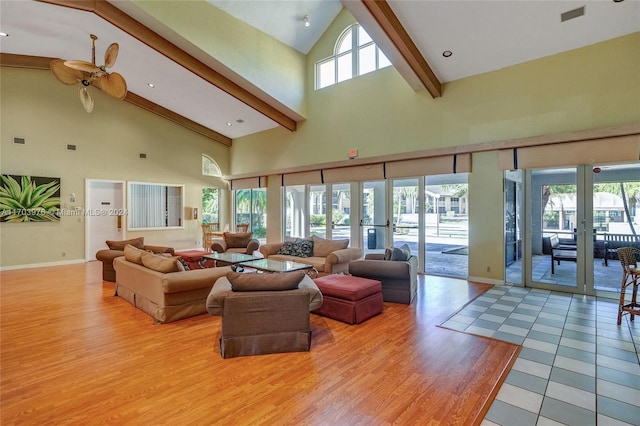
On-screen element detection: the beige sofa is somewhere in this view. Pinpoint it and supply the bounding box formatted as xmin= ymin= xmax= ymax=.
xmin=259 ymin=236 xmax=362 ymax=276
xmin=96 ymin=237 xmax=174 ymax=282
xmin=113 ymin=245 xmax=232 ymax=323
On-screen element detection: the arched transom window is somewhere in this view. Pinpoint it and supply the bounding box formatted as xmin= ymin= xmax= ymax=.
xmin=316 ymin=23 xmax=392 ymax=90
xmin=202 ymin=154 xmax=221 ymax=177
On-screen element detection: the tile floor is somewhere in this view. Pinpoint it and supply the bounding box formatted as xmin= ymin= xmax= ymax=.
xmin=440 ymin=286 xmax=640 ymax=426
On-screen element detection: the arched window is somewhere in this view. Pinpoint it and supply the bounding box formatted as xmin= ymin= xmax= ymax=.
xmin=202 ymin=154 xmax=221 ymax=177
xmin=316 ymin=23 xmax=392 ymax=90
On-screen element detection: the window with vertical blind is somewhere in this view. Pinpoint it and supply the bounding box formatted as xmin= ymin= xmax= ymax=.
xmin=128 ymin=182 xmax=184 ymax=230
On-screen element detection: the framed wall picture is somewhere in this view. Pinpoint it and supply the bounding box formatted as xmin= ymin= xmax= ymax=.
xmin=0 ymin=175 xmax=61 ymax=222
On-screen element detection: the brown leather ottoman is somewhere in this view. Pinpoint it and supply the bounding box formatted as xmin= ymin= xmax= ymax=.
xmin=312 ymin=274 xmax=383 ymax=324
xmin=174 ymin=250 xmax=215 ymax=269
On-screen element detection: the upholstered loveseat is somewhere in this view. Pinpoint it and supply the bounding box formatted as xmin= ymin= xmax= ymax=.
xmin=95 ymin=237 xmax=174 ymax=281
xmin=259 ymin=236 xmax=362 ymax=277
xmin=113 ymin=245 xmax=232 ymax=323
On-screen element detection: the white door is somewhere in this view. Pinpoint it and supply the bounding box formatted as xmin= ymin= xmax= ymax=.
xmin=85 ymin=180 xmax=125 ymax=260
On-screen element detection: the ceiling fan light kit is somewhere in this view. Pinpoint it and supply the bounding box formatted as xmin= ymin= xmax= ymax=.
xmin=51 ymin=34 xmax=127 ymax=113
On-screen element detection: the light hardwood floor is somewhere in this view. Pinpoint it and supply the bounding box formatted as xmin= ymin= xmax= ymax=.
xmin=1 ymin=262 xmax=519 ymax=425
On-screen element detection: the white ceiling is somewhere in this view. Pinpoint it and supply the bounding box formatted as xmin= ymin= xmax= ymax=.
xmin=1 ymin=0 xmax=638 ymax=142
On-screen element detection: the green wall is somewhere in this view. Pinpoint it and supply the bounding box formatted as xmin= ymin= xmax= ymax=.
xmin=0 ymin=68 xmax=230 ymax=268
xmin=130 ymin=0 xmax=307 ymax=118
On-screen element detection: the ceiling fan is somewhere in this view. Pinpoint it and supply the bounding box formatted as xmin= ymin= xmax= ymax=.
xmin=50 ymin=34 xmax=127 ymax=113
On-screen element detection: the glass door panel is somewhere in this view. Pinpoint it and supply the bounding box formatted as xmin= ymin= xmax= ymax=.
xmin=309 ymin=185 xmax=327 ymax=239
xmin=505 ymin=170 xmax=523 ymax=285
xmin=250 ymin=189 xmax=266 ymax=242
xmin=528 ymin=168 xmax=579 ymax=290
xmin=361 ymin=180 xmax=387 ymax=255
xmin=392 ymin=178 xmax=419 ymax=255
xmin=424 ymin=174 xmax=468 ymax=278
xmin=331 ymin=183 xmax=351 ymax=240
xmin=592 ymin=163 xmax=640 ymax=293
xmin=284 ymin=185 xmax=305 ymax=238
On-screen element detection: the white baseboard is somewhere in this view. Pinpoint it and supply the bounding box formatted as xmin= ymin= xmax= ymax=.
xmin=467 ymin=276 xmax=505 ymax=286
xmin=0 ymin=259 xmax=86 ymax=271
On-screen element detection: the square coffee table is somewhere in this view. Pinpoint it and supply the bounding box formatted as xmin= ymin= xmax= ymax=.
xmin=239 ymin=259 xmax=316 ymax=276
xmin=203 ymin=252 xmax=260 ymax=266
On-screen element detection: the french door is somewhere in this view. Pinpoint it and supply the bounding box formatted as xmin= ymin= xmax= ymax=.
xmin=523 ymin=163 xmax=640 ymax=296
xmin=360 ymin=180 xmax=388 ymax=254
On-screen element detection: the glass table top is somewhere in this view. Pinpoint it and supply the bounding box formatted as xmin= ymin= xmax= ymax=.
xmin=238 ymin=258 xmax=313 ymax=273
xmin=203 ymin=252 xmax=260 ymax=264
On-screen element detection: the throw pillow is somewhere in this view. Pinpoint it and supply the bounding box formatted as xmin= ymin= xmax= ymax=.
xmin=124 ymin=244 xmax=146 ymax=265
xmin=384 ymin=247 xmax=393 ymax=261
xmin=106 ymin=236 xmax=144 ymax=251
xmin=177 ymin=257 xmax=190 ymax=271
xmin=277 ymin=238 xmax=314 ymax=258
xmin=277 ymin=241 xmax=296 ymax=255
xmin=227 ymin=271 xmax=305 ymax=292
xmin=223 ymin=232 xmax=252 ymax=248
xmin=141 ymin=252 xmax=180 ymax=273
xmin=310 ymin=235 xmax=349 ymax=257
xmin=390 ymin=243 xmax=412 ymax=262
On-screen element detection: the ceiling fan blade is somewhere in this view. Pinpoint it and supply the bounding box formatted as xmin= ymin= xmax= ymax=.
xmin=64 ymin=60 xmax=101 ymax=74
xmin=104 ymin=43 xmax=119 ymax=69
xmin=93 ymin=72 xmax=127 ymax=100
xmin=79 ymin=87 xmax=94 ymax=113
xmin=50 ymin=59 xmax=84 ymax=85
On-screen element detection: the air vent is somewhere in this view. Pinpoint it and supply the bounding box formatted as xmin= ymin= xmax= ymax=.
xmin=561 ymin=6 xmax=585 ymax=22
xmin=139 ymin=153 xmax=147 ymax=159
xmin=236 ymin=119 xmax=245 ymax=124
xmin=13 ymin=137 xmax=25 ymax=145
xmin=66 ymin=144 xmax=77 ymax=151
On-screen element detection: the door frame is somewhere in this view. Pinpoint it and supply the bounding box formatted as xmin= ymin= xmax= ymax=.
xmin=85 ymin=179 xmax=126 ymax=261
xmin=523 ymin=166 xmax=595 ymax=295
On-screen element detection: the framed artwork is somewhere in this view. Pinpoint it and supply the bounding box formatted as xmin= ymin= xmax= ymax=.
xmin=0 ymin=174 xmax=61 ymax=222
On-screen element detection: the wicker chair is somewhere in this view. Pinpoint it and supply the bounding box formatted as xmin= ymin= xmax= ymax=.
xmin=615 ymin=247 xmax=640 ymax=325
xmin=236 ymin=223 xmax=249 ymax=233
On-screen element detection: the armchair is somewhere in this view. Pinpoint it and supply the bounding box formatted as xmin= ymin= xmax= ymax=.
xmin=206 ymin=271 xmax=323 ymax=358
xmin=210 ymin=232 xmax=260 ymax=255
xmin=349 ymin=250 xmax=418 ymax=304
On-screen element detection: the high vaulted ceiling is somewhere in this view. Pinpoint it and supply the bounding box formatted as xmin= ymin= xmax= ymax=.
xmin=1 ymin=0 xmax=638 ymax=146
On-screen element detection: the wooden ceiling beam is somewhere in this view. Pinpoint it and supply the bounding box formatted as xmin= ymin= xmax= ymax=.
xmin=361 ymin=0 xmax=442 ymax=98
xmin=0 ymin=53 xmax=232 ymax=146
xmin=36 ymin=0 xmax=298 ymax=132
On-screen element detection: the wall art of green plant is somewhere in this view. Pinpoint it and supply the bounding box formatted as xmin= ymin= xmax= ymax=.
xmin=0 ymin=175 xmax=61 ymax=222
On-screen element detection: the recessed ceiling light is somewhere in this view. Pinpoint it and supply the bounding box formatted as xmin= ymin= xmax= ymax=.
xmin=147 ymin=83 xmax=155 ymax=88
xmin=226 ymin=122 xmax=233 ymax=126
xmin=0 ymin=32 xmax=9 ymax=37
xmin=304 ymin=15 xmax=310 ymax=27
xmin=442 ymin=50 xmax=452 ymax=58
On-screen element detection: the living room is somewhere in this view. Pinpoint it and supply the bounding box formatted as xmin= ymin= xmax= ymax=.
xmin=1 ymin=1 xmax=639 ymax=424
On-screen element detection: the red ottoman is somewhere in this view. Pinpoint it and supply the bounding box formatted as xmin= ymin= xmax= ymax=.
xmin=313 ymin=275 xmax=383 ymax=324
xmin=174 ymin=250 xmax=215 ymax=269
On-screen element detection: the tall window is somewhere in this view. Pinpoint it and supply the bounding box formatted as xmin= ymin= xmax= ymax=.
xmin=235 ymin=189 xmax=267 ymax=241
xmin=202 ymin=188 xmax=218 ymax=224
xmin=316 ymin=23 xmax=392 ymax=90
